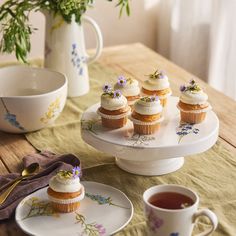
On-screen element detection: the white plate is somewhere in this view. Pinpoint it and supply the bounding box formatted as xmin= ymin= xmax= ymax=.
xmin=15 ymin=181 xmax=133 ymax=236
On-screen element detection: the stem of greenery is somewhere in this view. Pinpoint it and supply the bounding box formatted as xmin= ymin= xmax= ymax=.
xmin=0 ymin=0 xmax=130 ymax=63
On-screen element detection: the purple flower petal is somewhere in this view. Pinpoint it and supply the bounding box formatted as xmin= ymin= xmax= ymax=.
xmin=117 ymin=76 xmax=127 ymax=86
xmin=158 ymin=70 xmax=165 ymax=79
xmin=180 ymin=85 xmax=186 ymax=92
xmin=113 ymin=90 xmax=122 ymax=98
xmin=102 ymin=83 xmax=112 ymax=92
xmin=189 ymin=79 xmax=195 ymax=85
xmin=72 ymin=166 xmax=81 ymax=178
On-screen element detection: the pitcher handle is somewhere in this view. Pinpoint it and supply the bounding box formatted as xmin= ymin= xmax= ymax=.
xmin=82 ymin=15 xmax=103 ymax=64
xmin=193 ymin=209 xmax=218 ymax=236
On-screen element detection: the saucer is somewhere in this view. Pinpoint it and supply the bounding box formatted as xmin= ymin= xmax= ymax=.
xmin=15 ymin=181 xmax=133 ymax=236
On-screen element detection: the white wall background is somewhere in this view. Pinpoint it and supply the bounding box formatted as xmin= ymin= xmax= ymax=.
xmin=0 ymin=0 xmax=159 ymax=62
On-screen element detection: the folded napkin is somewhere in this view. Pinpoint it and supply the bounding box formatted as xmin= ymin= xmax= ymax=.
xmin=0 ymin=151 xmax=81 ymax=220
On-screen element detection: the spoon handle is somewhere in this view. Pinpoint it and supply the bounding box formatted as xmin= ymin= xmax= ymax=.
xmin=0 ymin=178 xmax=23 ymax=205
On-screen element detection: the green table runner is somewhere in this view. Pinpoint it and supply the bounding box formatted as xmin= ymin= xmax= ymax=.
xmin=1 ymin=62 xmax=235 ymax=235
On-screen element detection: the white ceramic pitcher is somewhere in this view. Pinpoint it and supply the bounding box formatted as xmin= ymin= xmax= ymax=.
xmin=44 ymin=12 xmax=103 ymax=97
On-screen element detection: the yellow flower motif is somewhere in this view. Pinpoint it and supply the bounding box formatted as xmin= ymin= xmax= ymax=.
xmin=40 ymin=97 xmax=61 ymax=124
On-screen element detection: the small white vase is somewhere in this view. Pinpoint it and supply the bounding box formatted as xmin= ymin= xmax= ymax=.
xmin=44 ymin=12 xmax=103 ymax=97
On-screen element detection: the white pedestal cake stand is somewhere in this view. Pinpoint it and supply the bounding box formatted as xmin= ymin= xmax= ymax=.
xmin=81 ymin=97 xmax=219 ymax=176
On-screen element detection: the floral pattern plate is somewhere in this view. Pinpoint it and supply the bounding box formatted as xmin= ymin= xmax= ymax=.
xmin=15 ymin=181 xmax=133 ymax=236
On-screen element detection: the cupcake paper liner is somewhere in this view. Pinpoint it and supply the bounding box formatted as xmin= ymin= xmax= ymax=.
xmin=133 ymin=123 xmax=161 ymax=135
xmin=97 ymin=108 xmax=131 ymax=120
xmin=177 ymin=103 xmax=212 ymax=114
xmin=101 ymin=117 xmax=128 ymax=129
xmin=129 ymin=115 xmax=164 ymax=125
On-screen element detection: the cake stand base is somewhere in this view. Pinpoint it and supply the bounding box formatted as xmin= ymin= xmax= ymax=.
xmin=115 ymin=157 xmax=184 ymax=176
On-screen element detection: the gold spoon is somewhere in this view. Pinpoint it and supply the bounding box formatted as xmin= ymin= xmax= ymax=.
xmin=0 ymin=163 xmax=39 ymax=205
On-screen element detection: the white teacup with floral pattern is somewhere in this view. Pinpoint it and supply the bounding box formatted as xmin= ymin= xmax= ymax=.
xmin=143 ymin=184 xmax=218 ymax=236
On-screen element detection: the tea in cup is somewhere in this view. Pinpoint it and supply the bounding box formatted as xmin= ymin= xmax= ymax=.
xmin=143 ymin=184 xmax=218 ymax=236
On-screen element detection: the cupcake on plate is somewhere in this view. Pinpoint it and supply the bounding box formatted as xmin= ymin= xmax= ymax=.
xmin=47 ymin=166 xmax=84 ymax=213
xmin=114 ymin=76 xmax=140 ymax=109
xmin=130 ymin=96 xmax=164 ymax=135
xmin=177 ymin=79 xmax=212 ymax=124
xmin=142 ymin=69 xmax=172 ymax=107
xmin=97 ymin=84 xmax=130 ymax=129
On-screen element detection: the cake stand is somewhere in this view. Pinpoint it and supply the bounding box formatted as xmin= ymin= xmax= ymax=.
xmin=81 ymin=97 xmax=219 ymax=176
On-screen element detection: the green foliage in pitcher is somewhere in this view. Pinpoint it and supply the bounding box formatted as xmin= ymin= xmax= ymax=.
xmin=0 ymin=0 xmax=130 ymax=63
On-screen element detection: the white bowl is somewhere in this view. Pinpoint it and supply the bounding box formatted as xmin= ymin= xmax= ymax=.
xmin=0 ymin=66 xmax=67 ymax=133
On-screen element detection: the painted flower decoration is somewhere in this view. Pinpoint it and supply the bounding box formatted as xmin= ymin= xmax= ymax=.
xmin=72 ymin=166 xmax=81 ymax=178
xmin=113 ymin=90 xmax=122 ymax=98
xmin=146 ymin=207 xmax=164 ymax=232
xmin=102 ymin=83 xmax=112 ymax=93
xmin=170 ymin=233 xmax=179 ymax=236
xmin=95 ymin=224 xmax=106 ymax=235
xmin=117 ymin=76 xmax=127 ymax=87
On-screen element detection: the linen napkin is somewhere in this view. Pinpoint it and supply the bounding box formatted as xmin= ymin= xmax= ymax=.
xmin=0 ymin=151 xmax=81 ymax=220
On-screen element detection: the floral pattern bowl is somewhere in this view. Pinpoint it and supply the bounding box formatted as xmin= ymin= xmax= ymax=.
xmin=0 ymin=66 xmax=67 ymax=133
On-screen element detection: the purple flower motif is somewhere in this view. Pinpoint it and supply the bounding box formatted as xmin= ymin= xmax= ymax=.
xmin=146 ymin=207 xmax=164 ymax=232
xmin=95 ymin=224 xmax=106 ymax=235
xmin=72 ymin=166 xmax=81 ymax=178
xmin=117 ymin=75 xmax=127 ymax=86
xmin=102 ymin=83 xmax=112 ymax=93
xmin=180 ymin=85 xmax=186 ymax=92
xmin=113 ymin=90 xmax=122 ymax=98
xmin=72 ymin=43 xmax=76 ymax=50
xmin=170 ymin=233 xmax=179 ymax=236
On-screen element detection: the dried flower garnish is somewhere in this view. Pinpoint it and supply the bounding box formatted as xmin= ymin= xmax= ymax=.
xmin=57 ymin=170 xmax=73 ymax=179
xmin=141 ymin=96 xmax=159 ymax=102
xmin=57 ymin=166 xmax=81 ymax=179
xmin=102 ymin=83 xmax=112 ymax=93
xmin=113 ymin=90 xmax=122 ymax=98
xmin=117 ymin=76 xmax=127 ymax=86
xmin=179 ymin=79 xmax=202 ymax=93
xmin=148 ymin=69 xmax=165 ymax=79
xmin=72 ymin=166 xmax=81 ymax=178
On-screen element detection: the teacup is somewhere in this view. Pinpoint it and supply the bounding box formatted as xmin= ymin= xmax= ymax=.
xmin=143 ymin=184 xmax=218 ymax=236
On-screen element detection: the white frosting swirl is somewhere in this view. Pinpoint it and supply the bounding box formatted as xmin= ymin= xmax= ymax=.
xmin=101 ymin=94 xmax=127 ymax=111
xmin=180 ymin=90 xmax=208 ymax=105
xmin=49 ymin=175 xmax=82 ymax=193
xmin=134 ymin=98 xmax=163 ymax=115
xmin=142 ymin=75 xmax=170 ymax=91
xmin=114 ymin=79 xmax=140 ymax=96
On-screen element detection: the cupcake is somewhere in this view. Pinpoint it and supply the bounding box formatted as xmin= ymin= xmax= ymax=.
xmin=130 ymin=96 xmax=164 ymax=135
xmin=97 ymin=84 xmax=131 ymax=129
xmin=47 ymin=166 xmax=84 ymax=213
xmin=114 ymin=76 xmax=140 ymax=109
xmin=177 ymin=79 xmax=212 ymax=124
xmin=142 ymin=69 xmax=172 ymax=107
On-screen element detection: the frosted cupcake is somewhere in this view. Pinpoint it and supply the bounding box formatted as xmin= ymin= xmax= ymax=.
xmin=130 ymin=96 xmax=164 ymax=135
xmin=114 ymin=76 xmax=140 ymax=109
xmin=177 ymin=79 xmax=211 ymax=123
xmin=97 ymin=84 xmax=130 ymax=129
xmin=142 ymin=69 xmax=172 ymax=107
xmin=47 ymin=167 xmax=84 ymax=213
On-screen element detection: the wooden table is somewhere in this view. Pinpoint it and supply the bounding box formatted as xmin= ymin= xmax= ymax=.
xmin=0 ymin=43 xmax=236 ymax=235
